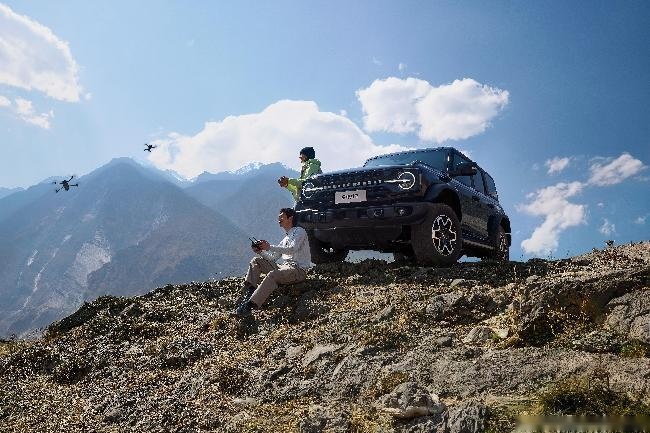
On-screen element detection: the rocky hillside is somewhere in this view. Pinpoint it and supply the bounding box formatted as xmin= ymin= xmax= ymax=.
xmin=1 ymin=242 xmax=649 ymax=432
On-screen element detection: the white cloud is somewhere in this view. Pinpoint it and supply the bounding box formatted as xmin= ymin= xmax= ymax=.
xmin=588 ymin=153 xmax=646 ymax=186
xmin=518 ymin=181 xmax=586 ymax=255
xmin=147 ymin=99 xmax=409 ymax=179
xmin=0 ymin=3 xmax=82 ymax=102
xmin=599 ymin=218 xmax=616 ymax=236
xmin=545 ymin=156 xmax=571 ymax=174
xmin=372 ymin=57 xmax=382 ymax=66
xmin=339 ymin=109 xmax=347 ymax=116
xmin=0 ymin=95 xmax=10 ymax=107
xmin=398 ymin=62 xmax=407 ymax=72
xmin=356 ymin=77 xmax=509 ymax=143
xmin=521 ymin=152 xmax=646 ymax=255
xmin=13 ymin=97 xmax=53 ymax=129
xmin=635 ymin=216 xmax=647 ymax=225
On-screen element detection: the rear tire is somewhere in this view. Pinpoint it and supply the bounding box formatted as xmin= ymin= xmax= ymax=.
xmin=307 ymin=231 xmax=348 ymax=264
xmin=411 ymin=204 xmax=462 ymax=266
xmin=485 ymin=225 xmax=509 ymax=261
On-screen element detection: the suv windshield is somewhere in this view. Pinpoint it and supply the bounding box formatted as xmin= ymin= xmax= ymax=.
xmin=364 ymin=149 xmax=448 ymax=171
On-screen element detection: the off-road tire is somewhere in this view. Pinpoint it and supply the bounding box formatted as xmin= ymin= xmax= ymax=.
xmin=485 ymin=225 xmax=509 ymax=261
xmin=411 ymin=204 xmax=462 ymax=266
xmin=308 ymin=231 xmax=348 ymax=264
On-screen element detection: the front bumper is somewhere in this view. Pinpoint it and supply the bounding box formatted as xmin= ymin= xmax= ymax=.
xmin=297 ymin=202 xmax=435 ymax=249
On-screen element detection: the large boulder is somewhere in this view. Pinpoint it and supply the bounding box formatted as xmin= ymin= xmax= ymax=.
xmin=447 ymin=401 xmax=488 ymax=433
xmin=378 ymin=382 xmax=446 ymax=419
xmin=604 ymin=289 xmax=650 ymax=343
xmin=516 ymin=267 xmax=649 ymax=345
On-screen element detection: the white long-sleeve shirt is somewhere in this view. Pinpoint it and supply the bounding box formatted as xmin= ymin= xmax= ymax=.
xmin=259 ymin=226 xmax=312 ymax=269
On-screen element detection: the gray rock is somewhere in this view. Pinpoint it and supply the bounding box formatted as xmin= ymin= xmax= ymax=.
xmin=517 ymin=268 xmax=648 ymax=345
xmin=435 ymin=336 xmax=453 ymax=347
xmin=448 ymin=401 xmax=488 ymax=433
xmin=462 ymin=326 xmax=494 ymax=345
xmin=397 ymin=413 xmax=448 ymax=433
xmin=302 ymin=344 xmax=343 ymax=367
xmin=604 ymin=289 xmax=650 ymax=343
xmin=294 ymin=290 xmax=327 ymax=321
xmin=374 ymin=305 xmax=395 ymax=322
xmin=525 ymin=275 xmax=540 ymax=284
xmin=298 ymin=405 xmax=350 ymax=433
xmin=286 ymin=345 xmax=305 ymax=360
xmin=379 ymin=382 xmax=445 ymax=419
xmin=571 ymin=330 xmax=622 ymax=353
xmin=426 ymin=290 xmax=497 ymax=323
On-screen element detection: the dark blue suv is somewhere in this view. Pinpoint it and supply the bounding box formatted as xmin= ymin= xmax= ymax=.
xmin=295 ymin=147 xmax=511 ymax=266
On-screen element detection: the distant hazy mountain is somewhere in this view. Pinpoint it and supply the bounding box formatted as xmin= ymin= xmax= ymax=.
xmin=185 ymin=162 xmax=298 ymax=243
xmin=0 ymin=187 xmax=24 ymax=200
xmin=0 ymin=158 xmax=250 ymax=337
xmin=0 ymin=183 xmax=50 ymax=223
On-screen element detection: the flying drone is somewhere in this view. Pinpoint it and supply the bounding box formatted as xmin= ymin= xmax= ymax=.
xmin=144 ymin=143 xmax=157 ymax=152
xmin=52 ymin=175 xmax=79 ymax=193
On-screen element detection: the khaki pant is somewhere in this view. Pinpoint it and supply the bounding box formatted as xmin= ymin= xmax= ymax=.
xmin=245 ymin=257 xmax=307 ymax=306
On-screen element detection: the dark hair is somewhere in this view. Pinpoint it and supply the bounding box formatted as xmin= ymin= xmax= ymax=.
xmin=299 ymin=146 xmax=315 ymax=160
xmin=280 ymin=207 xmax=297 ymax=226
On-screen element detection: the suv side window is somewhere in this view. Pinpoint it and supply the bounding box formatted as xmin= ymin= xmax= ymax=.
xmin=484 ymin=172 xmax=498 ymax=200
xmin=474 ymin=170 xmax=486 ymax=194
xmin=453 ymin=153 xmax=475 ymax=189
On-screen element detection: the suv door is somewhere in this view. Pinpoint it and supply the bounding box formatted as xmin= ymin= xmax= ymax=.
xmin=471 ymin=169 xmax=493 ymax=241
xmin=480 ymin=170 xmax=503 ymax=236
xmin=450 ymin=152 xmax=486 ymax=241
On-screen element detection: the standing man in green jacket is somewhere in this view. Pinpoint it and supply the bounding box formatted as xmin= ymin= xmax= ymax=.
xmin=278 ymin=146 xmax=322 ymax=201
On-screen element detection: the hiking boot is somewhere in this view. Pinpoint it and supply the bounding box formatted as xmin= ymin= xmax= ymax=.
xmin=230 ymin=300 xmax=254 ymax=318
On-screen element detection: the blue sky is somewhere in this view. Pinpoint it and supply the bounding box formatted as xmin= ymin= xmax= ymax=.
xmin=1 ymin=0 xmax=648 ymax=258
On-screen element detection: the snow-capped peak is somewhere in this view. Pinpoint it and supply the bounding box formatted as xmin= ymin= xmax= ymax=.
xmin=229 ymin=162 xmax=264 ymax=175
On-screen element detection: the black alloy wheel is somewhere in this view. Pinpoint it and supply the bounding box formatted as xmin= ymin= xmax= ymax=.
xmin=411 ymin=204 xmax=462 ymax=266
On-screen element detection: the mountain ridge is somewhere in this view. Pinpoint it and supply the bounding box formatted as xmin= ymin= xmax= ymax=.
xmin=0 ymin=158 xmax=252 ymax=337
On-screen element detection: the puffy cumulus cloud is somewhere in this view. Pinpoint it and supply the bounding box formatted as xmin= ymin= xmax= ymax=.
xmin=588 ymin=153 xmax=646 ymax=186
xmin=599 ymin=218 xmax=616 ymax=236
xmin=520 ymin=152 xmax=646 ymax=255
xmin=13 ymin=97 xmax=53 ymax=129
xmin=545 ymin=156 xmax=571 ymax=174
xmin=356 ymin=77 xmax=509 ymax=143
xmin=0 ymin=3 xmax=82 ymax=102
xmin=0 ymin=94 xmax=10 ymax=106
xmin=147 ymin=100 xmax=409 ymax=179
xmin=518 ymin=182 xmax=586 ymax=255
xmin=356 ymin=77 xmax=430 ymax=135
xmin=635 ymin=215 xmax=647 ymax=225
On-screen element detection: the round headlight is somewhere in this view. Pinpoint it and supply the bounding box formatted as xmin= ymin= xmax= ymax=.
xmin=397 ymin=171 xmax=416 ymax=189
xmin=302 ymin=182 xmax=315 ymax=199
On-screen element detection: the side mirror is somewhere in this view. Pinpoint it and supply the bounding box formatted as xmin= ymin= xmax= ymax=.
xmin=451 ymin=162 xmax=477 ymax=177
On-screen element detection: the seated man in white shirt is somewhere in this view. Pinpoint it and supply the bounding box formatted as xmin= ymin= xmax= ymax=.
xmin=231 ymin=207 xmax=312 ymax=318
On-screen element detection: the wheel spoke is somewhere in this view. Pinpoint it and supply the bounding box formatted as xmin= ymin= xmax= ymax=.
xmin=431 ymin=215 xmax=457 ymax=256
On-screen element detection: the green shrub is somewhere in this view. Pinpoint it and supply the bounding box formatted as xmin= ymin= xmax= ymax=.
xmin=538 ymin=378 xmax=650 ymax=416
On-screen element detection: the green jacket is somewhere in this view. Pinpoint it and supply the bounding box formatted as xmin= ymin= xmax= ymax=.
xmin=287 ymin=158 xmax=322 ymax=201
